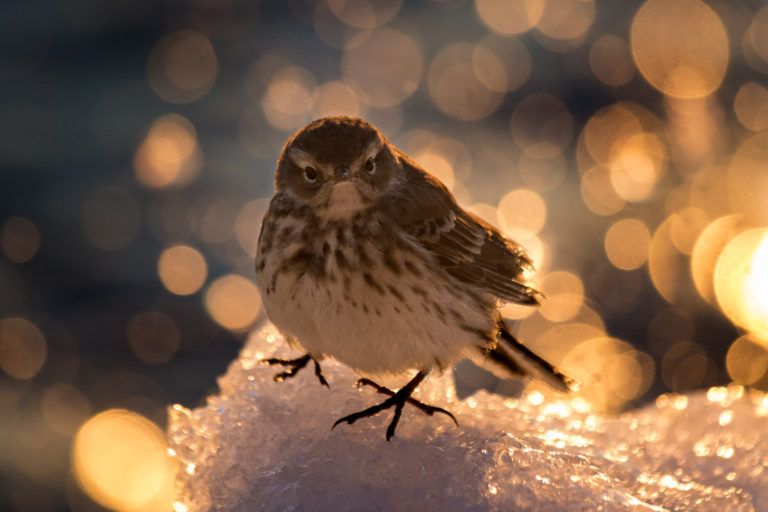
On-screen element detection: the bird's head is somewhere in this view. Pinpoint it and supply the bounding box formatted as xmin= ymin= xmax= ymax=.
xmin=274 ymin=116 xmax=400 ymax=221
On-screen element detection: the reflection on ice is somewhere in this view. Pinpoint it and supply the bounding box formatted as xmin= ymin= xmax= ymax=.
xmin=168 ymin=324 xmax=768 ymax=511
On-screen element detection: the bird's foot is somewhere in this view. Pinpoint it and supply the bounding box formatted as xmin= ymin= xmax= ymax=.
xmin=263 ymin=354 xmax=329 ymax=387
xmin=332 ymin=372 xmax=457 ymax=441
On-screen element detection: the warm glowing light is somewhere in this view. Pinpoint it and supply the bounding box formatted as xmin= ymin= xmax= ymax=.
xmin=1 ymin=216 xmax=40 ymax=263
xmin=538 ymin=271 xmax=584 ymax=323
xmin=608 ymin=132 xmax=666 ymax=203
xmin=561 ymin=337 xmax=653 ymax=411
xmin=580 ymin=165 xmax=625 ymax=216
xmin=630 ymin=0 xmax=728 ymax=98
xmin=690 ymin=215 xmax=744 ymax=304
xmin=428 ymin=42 xmax=503 ymax=121
xmin=82 ymin=187 xmax=140 ymax=251
xmin=342 ymin=28 xmax=422 ymax=108
xmin=204 ymin=274 xmax=262 ymax=331
xmin=134 ymin=114 xmax=201 ymax=189
xmin=234 ymin=199 xmax=270 ymax=257
xmin=126 ymin=311 xmax=181 ymax=365
xmin=727 ymin=133 xmax=768 ymax=225
xmin=415 ymin=153 xmax=454 ymax=191
xmin=648 ymin=216 xmax=694 ymax=304
xmin=604 ymin=218 xmax=650 ymax=271
xmin=714 ymin=228 xmax=768 ymax=342
xmin=148 ymin=30 xmax=218 ymax=104
xmin=535 ymin=0 xmax=595 ymax=43
xmin=474 ymin=0 xmax=545 ymax=35
xmin=262 ymin=66 xmax=317 ymax=130
xmin=745 ymin=6 xmax=768 ymax=70
xmin=580 ymin=103 xmax=650 ymax=168
xmin=158 ymin=245 xmax=208 ymax=296
xmin=313 ymin=81 xmax=360 ymax=118
xmin=510 ymin=93 xmax=573 ymax=158
xmin=661 ymin=342 xmax=708 ymax=391
xmin=668 ymin=208 xmax=709 ymax=256
xmin=72 ymin=409 xmax=177 ymax=511
xmin=589 ymin=35 xmax=635 ymax=87
xmin=0 ymin=317 xmax=46 ymax=380
xmin=327 ymin=0 xmax=403 ymax=28
xmin=497 ymin=188 xmax=547 ymax=239
xmin=734 ymin=82 xmax=768 ymax=132
xmin=41 ymin=384 xmax=91 ymax=437
xmin=475 ymin=35 xmax=531 ymax=93
xmin=726 ymin=335 xmax=768 ymax=385
xmin=471 ymin=44 xmax=507 ymax=93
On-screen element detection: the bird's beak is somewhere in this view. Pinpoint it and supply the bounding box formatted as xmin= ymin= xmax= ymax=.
xmin=334 ymin=165 xmax=351 ymax=181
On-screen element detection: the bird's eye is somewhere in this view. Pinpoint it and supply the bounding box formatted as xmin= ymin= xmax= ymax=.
xmin=303 ymin=166 xmax=318 ymax=182
xmin=364 ymin=157 xmax=376 ymax=174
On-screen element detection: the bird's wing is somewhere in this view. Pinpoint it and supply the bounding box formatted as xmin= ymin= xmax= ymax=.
xmin=385 ymin=154 xmax=541 ymax=305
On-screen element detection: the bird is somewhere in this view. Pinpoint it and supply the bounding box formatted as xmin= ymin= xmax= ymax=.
xmin=255 ymin=116 xmax=576 ymax=440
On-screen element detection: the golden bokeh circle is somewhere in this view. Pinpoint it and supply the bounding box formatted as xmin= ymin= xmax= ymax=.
xmin=157 ymin=245 xmax=208 ymax=296
xmin=342 ymin=28 xmax=422 ymax=108
xmin=204 ymin=274 xmax=262 ymax=331
xmin=604 ymin=218 xmax=651 ymax=271
xmin=0 ymin=317 xmax=47 ymax=380
xmin=147 ymin=30 xmax=218 ymax=104
xmin=630 ymin=0 xmax=728 ymax=98
xmin=72 ymin=409 xmax=176 ymax=511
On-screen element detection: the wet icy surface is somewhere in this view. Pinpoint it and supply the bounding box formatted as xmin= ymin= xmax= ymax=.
xmin=168 ymin=324 xmax=768 ymax=512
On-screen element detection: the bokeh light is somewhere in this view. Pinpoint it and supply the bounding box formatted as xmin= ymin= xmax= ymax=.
xmin=630 ymin=0 xmax=728 ymax=99
xmin=262 ymin=66 xmax=318 ymax=130
xmin=538 ymin=271 xmax=584 ymax=323
xmin=497 ymin=188 xmax=547 ymax=239
xmin=148 ymin=30 xmax=218 ymax=104
xmin=604 ymin=218 xmax=650 ymax=271
xmin=72 ymin=409 xmax=176 ymax=511
xmin=0 ymin=317 xmax=47 ymax=380
xmin=8 ymin=2 xmax=768 ymax=508
xmin=158 ymin=245 xmax=208 ymax=296
xmin=428 ymin=42 xmax=503 ymax=121
xmin=726 ymin=335 xmax=768 ymax=386
xmin=204 ymin=274 xmax=262 ymax=331
xmin=474 ymin=0 xmax=545 ymax=35
xmin=342 ymin=28 xmax=422 ymax=108
xmin=0 ymin=216 xmax=40 ymax=263
xmin=327 ymin=0 xmax=403 ymax=29
xmin=727 ymin=133 xmax=768 ymax=225
xmin=733 ymin=82 xmax=768 ymax=132
xmin=134 ymin=114 xmax=202 ymax=189
xmin=589 ymin=35 xmax=635 ymax=87
xmin=714 ymin=228 xmax=768 ymax=343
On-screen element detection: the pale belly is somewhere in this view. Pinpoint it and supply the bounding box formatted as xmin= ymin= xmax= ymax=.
xmin=260 ymin=253 xmax=494 ymax=376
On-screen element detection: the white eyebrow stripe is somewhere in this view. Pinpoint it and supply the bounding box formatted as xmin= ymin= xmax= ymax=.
xmin=288 ymin=147 xmax=318 ymax=170
xmin=363 ymin=136 xmax=384 ymax=161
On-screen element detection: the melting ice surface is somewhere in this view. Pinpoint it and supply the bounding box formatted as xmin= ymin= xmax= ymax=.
xmin=168 ymin=324 xmax=768 ymax=511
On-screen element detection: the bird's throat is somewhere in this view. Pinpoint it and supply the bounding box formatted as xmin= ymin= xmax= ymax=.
xmin=322 ymin=182 xmax=367 ymax=220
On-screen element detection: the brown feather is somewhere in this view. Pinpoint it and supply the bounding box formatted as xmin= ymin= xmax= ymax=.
xmin=382 ymin=149 xmax=541 ymax=306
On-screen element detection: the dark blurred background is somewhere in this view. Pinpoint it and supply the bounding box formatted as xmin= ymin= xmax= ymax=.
xmin=2 ymin=0 xmax=768 ymax=510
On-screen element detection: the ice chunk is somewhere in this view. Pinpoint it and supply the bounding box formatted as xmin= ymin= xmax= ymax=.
xmin=168 ymin=324 xmax=768 ymax=511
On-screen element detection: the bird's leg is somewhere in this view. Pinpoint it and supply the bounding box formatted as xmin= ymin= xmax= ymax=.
xmin=333 ymin=372 xmax=457 ymax=441
xmin=263 ymin=354 xmax=329 ymax=387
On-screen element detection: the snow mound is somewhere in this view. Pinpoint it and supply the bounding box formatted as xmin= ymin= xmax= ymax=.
xmin=168 ymin=324 xmax=768 ymax=512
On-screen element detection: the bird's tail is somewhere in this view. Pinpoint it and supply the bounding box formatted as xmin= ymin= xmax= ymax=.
xmin=480 ymin=315 xmax=578 ymax=393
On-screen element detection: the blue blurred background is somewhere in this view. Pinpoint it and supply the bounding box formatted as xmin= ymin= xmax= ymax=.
xmin=2 ymin=0 xmax=768 ymax=509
